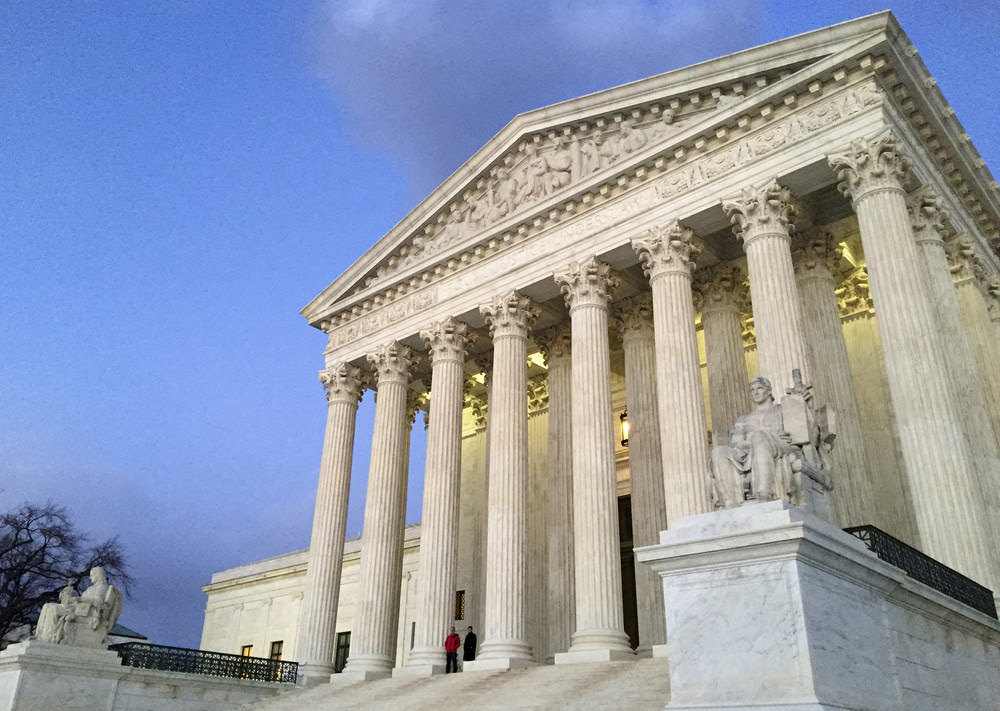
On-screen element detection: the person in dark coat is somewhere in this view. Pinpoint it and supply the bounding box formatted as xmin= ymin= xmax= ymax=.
xmin=463 ymin=625 xmax=478 ymax=665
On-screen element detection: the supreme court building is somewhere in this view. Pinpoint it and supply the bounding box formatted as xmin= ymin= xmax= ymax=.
xmin=200 ymin=12 xmax=1000 ymax=684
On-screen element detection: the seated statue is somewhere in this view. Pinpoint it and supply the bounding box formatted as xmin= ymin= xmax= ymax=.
xmin=709 ymin=371 xmax=837 ymax=522
xmin=35 ymin=566 xmax=122 ymax=648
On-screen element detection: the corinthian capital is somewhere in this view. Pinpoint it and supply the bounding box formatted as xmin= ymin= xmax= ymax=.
xmin=791 ymin=229 xmax=842 ymax=280
xmin=319 ymin=362 xmax=366 ymax=405
xmin=906 ymin=185 xmax=947 ymax=245
xmin=693 ymin=264 xmax=744 ymax=315
xmin=553 ymin=257 xmax=620 ymax=310
xmin=835 ymin=267 xmax=874 ymax=317
xmin=613 ymin=292 xmax=654 ymax=343
xmin=406 ymin=389 xmax=428 ymax=427
xmin=945 ymin=232 xmax=985 ymax=284
xmin=535 ymin=322 xmax=572 ymax=366
xmin=632 ymin=220 xmax=701 ymax=279
xmin=366 ymin=342 xmax=416 ymax=386
xmin=479 ymin=290 xmax=538 ymax=339
xmin=420 ymin=317 xmax=475 ymax=363
xmin=722 ymin=180 xmax=797 ymax=247
xmin=828 ymin=130 xmax=910 ymax=204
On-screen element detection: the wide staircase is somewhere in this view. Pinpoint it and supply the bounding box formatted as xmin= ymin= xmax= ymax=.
xmin=239 ymin=657 xmax=672 ymax=711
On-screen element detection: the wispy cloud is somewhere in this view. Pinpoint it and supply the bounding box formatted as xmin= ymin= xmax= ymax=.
xmin=309 ymin=0 xmax=763 ymax=200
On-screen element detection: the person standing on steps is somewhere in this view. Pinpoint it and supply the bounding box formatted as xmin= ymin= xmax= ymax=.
xmin=462 ymin=625 xmax=478 ymax=669
xmin=445 ymin=627 xmax=461 ymax=673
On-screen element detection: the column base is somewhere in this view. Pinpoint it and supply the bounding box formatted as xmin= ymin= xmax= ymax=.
xmin=463 ymin=656 xmax=536 ymax=672
xmin=392 ymin=663 xmax=445 ymax=678
xmin=295 ymin=662 xmax=334 ymax=687
xmin=554 ymin=648 xmax=635 ymax=665
xmin=651 ymin=643 xmax=669 ymax=659
xmin=331 ymin=669 xmax=391 ymax=683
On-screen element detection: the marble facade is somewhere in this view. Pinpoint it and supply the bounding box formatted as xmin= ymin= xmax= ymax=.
xmin=214 ymin=13 xmax=1000 ymax=690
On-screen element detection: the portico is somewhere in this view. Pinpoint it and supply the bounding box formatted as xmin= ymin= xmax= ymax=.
xmin=294 ymin=13 xmax=1000 ymax=684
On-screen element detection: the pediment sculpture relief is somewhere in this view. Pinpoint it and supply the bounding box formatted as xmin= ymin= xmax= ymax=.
xmin=370 ymin=109 xmax=697 ymax=284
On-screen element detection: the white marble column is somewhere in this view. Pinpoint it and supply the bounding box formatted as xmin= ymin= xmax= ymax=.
xmin=829 ymin=131 xmax=1000 ymax=587
xmin=948 ymin=234 xmax=1000 ymax=454
xmin=909 ymin=191 xmax=1000 ymax=577
xmin=633 ymin=221 xmax=712 ymax=523
xmin=791 ymin=231 xmax=873 ymax=527
xmin=297 ymin=363 xmax=365 ymax=685
xmin=466 ymin=291 xmax=538 ymax=671
xmin=340 ymin=342 xmax=415 ymax=680
xmin=614 ymin=294 xmax=667 ymax=656
xmin=472 ymin=353 xmax=494 ymax=635
xmin=694 ymin=265 xmax=752 ymax=446
xmin=401 ymin=318 xmax=473 ymax=675
xmin=536 ymin=324 xmax=575 ymax=660
xmin=723 ymin=181 xmax=812 ymax=397
xmin=552 ymin=258 xmax=632 ymax=663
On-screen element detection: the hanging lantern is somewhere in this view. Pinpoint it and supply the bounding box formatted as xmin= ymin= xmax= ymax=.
xmin=620 ymin=409 xmax=630 ymax=447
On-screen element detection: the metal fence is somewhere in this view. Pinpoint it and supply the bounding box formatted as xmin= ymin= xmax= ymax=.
xmin=109 ymin=642 xmax=298 ymax=684
xmin=845 ymin=525 xmax=998 ymax=619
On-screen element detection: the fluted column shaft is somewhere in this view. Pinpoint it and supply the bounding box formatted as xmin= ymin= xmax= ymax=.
xmin=633 ymin=221 xmax=712 ymax=524
xmin=792 ymin=235 xmax=872 ymax=527
xmin=553 ymin=258 xmax=631 ymax=657
xmin=297 ymin=364 xmax=364 ymax=683
xmin=616 ymin=296 xmax=667 ymax=653
xmin=910 ymin=199 xmax=1000 ymax=580
xmin=695 ymin=266 xmax=751 ymax=445
xmin=407 ymin=319 xmax=472 ymax=669
xmin=723 ymin=181 xmax=811 ymax=396
xmin=537 ymin=325 xmax=575 ymax=658
xmin=342 ymin=343 xmax=415 ymax=677
xmin=472 ymin=291 xmax=537 ymax=666
xmin=949 ymin=235 xmax=1000 ymax=456
xmin=830 ymin=133 xmax=1000 ymax=586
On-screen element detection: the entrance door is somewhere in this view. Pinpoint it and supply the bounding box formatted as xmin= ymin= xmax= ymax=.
xmin=618 ymin=495 xmax=639 ymax=650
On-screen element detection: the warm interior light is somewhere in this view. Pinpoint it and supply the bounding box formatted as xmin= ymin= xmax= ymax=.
xmin=620 ymin=409 xmax=630 ymax=447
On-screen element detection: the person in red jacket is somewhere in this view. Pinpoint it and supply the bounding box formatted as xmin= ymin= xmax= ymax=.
xmin=444 ymin=627 xmax=461 ymax=673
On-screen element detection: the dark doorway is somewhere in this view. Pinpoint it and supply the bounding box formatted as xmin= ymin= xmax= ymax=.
xmin=618 ymin=495 xmax=639 ymax=650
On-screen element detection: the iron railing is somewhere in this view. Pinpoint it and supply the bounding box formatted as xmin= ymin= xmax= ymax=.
xmin=109 ymin=642 xmax=298 ymax=683
xmin=845 ymin=525 xmax=998 ymax=619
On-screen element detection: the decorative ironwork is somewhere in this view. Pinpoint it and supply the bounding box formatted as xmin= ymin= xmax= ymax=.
xmin=109 ymin=642 xmax=298 ymax=683
xmin=845 ymin=525 xmax=998 ymax=619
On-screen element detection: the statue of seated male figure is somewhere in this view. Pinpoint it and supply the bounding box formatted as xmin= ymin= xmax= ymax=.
xmin=35 ymin=566 xmax=122 ymax=648
xmin=709 ymin=371 xmax=837 ymax=523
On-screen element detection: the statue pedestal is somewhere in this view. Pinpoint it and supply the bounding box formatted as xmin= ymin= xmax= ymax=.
xmin=0 ymin=640 xmax=125 ymax=711
xmin=636 ymin=501 xmax=1000 ymax=711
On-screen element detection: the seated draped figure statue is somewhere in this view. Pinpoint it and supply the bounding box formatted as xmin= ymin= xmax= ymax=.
xmin=709 ymin=372 xmax=837 ymax=522
xmin=35 ymin=566 xmax=122 ymax=648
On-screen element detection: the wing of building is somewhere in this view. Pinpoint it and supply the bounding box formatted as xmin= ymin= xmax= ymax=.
xmin=202 ymin=11 xmax=1000 ymax=682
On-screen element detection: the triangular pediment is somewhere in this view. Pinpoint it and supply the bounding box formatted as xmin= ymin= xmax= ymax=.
xmin=302 ymin=12 xmax=912 ymax=326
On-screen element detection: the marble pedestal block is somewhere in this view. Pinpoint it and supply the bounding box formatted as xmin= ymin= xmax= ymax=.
xmin=636 ymin=501 xmax=1000 ymax=711
xmin=0 ymin=640 xmax=125 ymax=711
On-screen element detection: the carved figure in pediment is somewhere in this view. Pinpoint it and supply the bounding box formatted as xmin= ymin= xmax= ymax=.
xmin=515 ymin=141 xmax=570 ymax=204
xmin=709 ymin=371 xmax=837 ymax=522
xmin=615 ymin=119 xmax=648 ymax=156
xmin=493 ymin=167 xmax=517 ymax=218
xmin=581 ymin=129 xmax=616 ymax=175
xmin=645 ymin=108 xmax=679 ymax=142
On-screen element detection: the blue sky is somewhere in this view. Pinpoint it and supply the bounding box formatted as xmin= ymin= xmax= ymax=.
xmin=3 ymin=1 xmax=997 ymax=649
